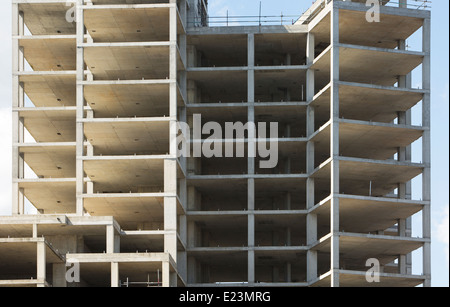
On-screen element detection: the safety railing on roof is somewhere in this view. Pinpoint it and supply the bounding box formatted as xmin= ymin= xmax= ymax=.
xmin=188 ymin=0 xmax=431 ymax=28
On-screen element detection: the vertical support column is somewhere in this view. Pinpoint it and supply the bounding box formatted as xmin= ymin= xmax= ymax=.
xmin=330 ymin=6 xmax=340 ymax=287
xmin=397 ymin=38 xmax=413 ymax=274
xmin=76 ymin=0 xmax=85 ymax=216
xmin=106 ymin=225 xmax=115 ymax=254
xmin=164 ymin=160 xmax=178 ymax=272
xmin=37 ymin=241 xmax=46 ymax=286
xmin=12 ymin=4 xmax=25 ymax=216
xmin=421 ymin=17 xmax=431 ymax=288
xmin=162 ymin=261 xmax=171 ymax=287
xmin=306 ymin=32 xmax=318 ymax=283
xmin=163 ymin=4 xmax=179 ymax=287
xmin=177 ymin=0 xmax=188 ymax=285
xmin=247 ymin=33 xmax=255 ymax=285
xmin=111 ymin=262 xmax=119 ymax=287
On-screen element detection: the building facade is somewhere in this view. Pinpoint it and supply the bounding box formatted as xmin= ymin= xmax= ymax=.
xmin=0 ymin=0 xmax=431 ymax=287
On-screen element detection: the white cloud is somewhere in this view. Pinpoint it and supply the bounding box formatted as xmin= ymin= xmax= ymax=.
xmin=435 ymin=206 xmax=449 ymax=265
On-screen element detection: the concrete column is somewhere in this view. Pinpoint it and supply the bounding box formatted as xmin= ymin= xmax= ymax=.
xmin=32 ymin=224 xmax=38 ymax=238
xmin=248 ymin=178 xmax=255 ymax=284
xmin=247 ymin=33 xmax=256 ymax=284
xmin=52 ymin=264 xmax=67 ymax=287
xmin=12 ymin=4 xmax=24 ymax=216
xmin=164 ymin=160 xmax=178 ymax=265
xmin=76 ymin=0 xmax=85 ymax=216
xmin=162 ymin=261 xmax=171 ymax=287
xmin=37 ymin=241 xmax=46 ymax=285
xmin=111 ymin=262 xmax=119 ymax=287
xmin=330 ymin=6 xmax=340 ymax=287
xmin=106 ymin=225 xmax=115 ymax=254
xmin=422 ymin=17 xmax=431 ymax=288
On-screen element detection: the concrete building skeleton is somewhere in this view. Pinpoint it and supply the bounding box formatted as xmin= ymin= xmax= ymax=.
xmin=0 ymin=0 xmax=431 ymax=287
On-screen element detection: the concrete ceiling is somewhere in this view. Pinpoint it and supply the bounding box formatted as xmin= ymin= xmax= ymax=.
xmin=84 ymin=45 xmax=183 ymax=80
xmin=20 ymin=36 xmax=76 ymax=71
xmin=20 ymin=143 xmax=76 ymax=178
xmin=84 ymin=158 xmax=165 ymax=193
xmin=83 ymin=119 xmax=170 ymax=155
xmin=20 ymin=73 xmax=76 ymax=107
xmin=312 ymin=82 xmax=424 ymax=124
xmin=314 ymin=196 xmax=424 ymax=234
xmin=311 ymin=8 xmax=424 ymax=49
xmin=83 ymin=196 xmax=165 ymax=227
xmin=20 ymin=3 xmax=77 ymax=35
xmin=313 ymin=158 xmax=423 ymax=197
xmin=313 ymin=45 xmax=424 ymax=87
xmin=313 ymin=233 xmax=424 ymax=266
xmin=19 ymin=179 xmax=77 ymax=214
xmin=84 ymin=6 xmax=184 ymax=43
xmin=313 ymin=270 xmax=425 ymax=287
xmin=20 ymin=108 xmax=76 ymax=142
xmin=0 ymin=238 xmax=64 ymax=279
xmin=312 ymin=119 xmax=423 ymax=161
xmin=84 ymin=83 xmax=171 ymax=118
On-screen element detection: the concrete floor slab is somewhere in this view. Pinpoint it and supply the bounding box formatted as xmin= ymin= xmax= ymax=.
xmin=312 ymin=82 xmax=424 ymax=124
xmin=313 ymin=195 xmax=425 ymax=234
xmin=19 ymin=36 xmax=76 ymax=71
xmin=83 ymin=119 xmax=170 ymax=155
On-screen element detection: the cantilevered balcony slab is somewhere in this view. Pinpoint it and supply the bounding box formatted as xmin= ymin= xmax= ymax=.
xmin=18 ymin=142 xmax=76 ymax=178
xmin=83 ymin=118 xmax=170 ymax=155
xmin=311 ymin=270 xmax=426 ymax=287
xmin=311 ymin=82 xmax=425 ymax=124
xmin=18 ymin=2 xmax=77 ymax=35
xmin=83 ymin=5 xmax=185 ymax=43
xmin=309 ymin=3 xmax=427 ymax=49
xmin=312 ymin=195 xmax=426 ymax=234
xmin=312 ymin=157 xmax=424 ymax=197
xmin=19 ymin=72 xmax=76 ymax=107
xmin=18 ymin=107 xmax=76 ymax=142
xmin=312 ymin=232 xmax=426 ymax=267
xmin=19 ymin=36 xmax=76 ymax=71
xmin=311 ymin=119 xmax=424 ymax=161
xmin=313 ymin=44 xmax=424 ymax=87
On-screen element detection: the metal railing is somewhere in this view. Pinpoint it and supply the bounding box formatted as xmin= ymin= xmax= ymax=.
xmin=188 ymin=0 xmax=432 ymax=28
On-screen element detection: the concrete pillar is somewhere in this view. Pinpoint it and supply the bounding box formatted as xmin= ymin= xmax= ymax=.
xmin=421 ymin=17 xmax=431 ymax=288
xmin=106 ymin=225 xmax=115 ymax=254
xmin=111 ymin=262 xmax=119 ymax=287
xmin=76 ymin=0 xmax=85 ymax=216
xmin=52 ymin=264 xmax=67 ymax=287
xmin=164 ymin=160 xmax=178 ymax=264
xmin=330 ymin=6 xmax=340 ymax=287
xmin=37 ymin=241 xmax=46 ymax=285
xmin=12 ymin=4 xmax=24 ymax=216
xmin=247 ymin=33 xmax=256 ymax=284
xmin=162 ymin=261 xmax=171 ymax=287
xmin=32 ymin=224 xmax=38 ymax=238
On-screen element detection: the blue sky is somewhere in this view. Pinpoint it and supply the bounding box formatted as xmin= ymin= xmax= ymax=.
xmin=0 ymin=0 xmax=447 ymax=287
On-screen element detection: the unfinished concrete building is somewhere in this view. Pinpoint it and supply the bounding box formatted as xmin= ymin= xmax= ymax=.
xmin=0 ymin=0 xmax=431 ymax=287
